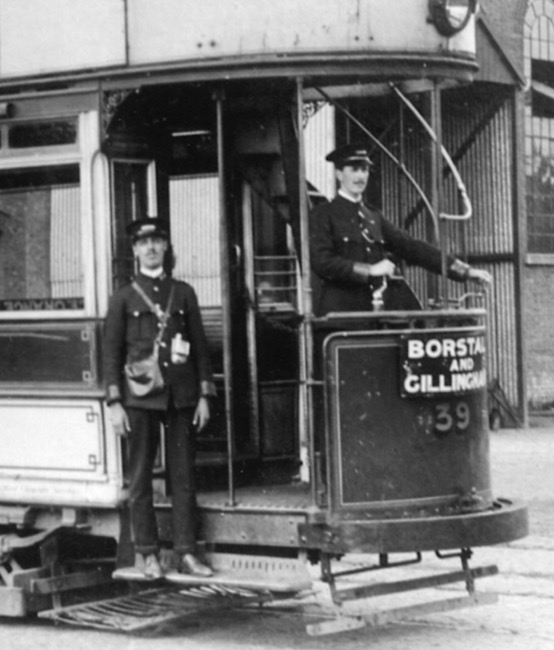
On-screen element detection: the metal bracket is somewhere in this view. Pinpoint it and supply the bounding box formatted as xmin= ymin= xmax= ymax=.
xmin=310 ymin=549 xmax=499 ymax=635
xmin=0 ymin=526 xmax=63 ymax=564
xmin=321 ymin=552 xmax=423 ymax=604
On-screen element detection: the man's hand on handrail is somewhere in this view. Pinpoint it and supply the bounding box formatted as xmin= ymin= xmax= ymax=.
xmin=467 ymin=268 xmax=492 ymax=285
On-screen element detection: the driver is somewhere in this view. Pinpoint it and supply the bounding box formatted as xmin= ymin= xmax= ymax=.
xmin=309 ymin=143 xmax=491 ymax=315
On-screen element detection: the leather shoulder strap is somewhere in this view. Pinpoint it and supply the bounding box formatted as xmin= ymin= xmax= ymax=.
xmin=131 ymin=282 xmax=175 ymax=343
xmin=131 ymin=281 xmax=175 ymax=319
xmin=131 ymin=281 xmax=156 ymax=312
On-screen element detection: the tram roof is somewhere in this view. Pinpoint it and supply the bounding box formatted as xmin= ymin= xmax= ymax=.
xmin=0 ymin=0 xmax=480 ymax=94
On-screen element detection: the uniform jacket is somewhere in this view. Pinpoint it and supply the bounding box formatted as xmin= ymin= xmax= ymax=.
xmin=309 ymin=194 xmax=467 ymax=315
xmin=103 ymin=273 xmax=216 ymax=410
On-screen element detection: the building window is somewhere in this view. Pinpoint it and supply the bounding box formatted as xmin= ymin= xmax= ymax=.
xmin=525 ymin=0 xmax=554 ymax=255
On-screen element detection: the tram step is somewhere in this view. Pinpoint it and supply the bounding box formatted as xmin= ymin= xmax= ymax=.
xmin=112 ymin=551 xmax=313 ymax=593
xmin=164 ymin=551 xmax=313 ymax=593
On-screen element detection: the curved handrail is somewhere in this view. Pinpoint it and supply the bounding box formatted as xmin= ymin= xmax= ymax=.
xmin=313 ymin=85 xmax=440 ymax=242
xmin=391 ymin=84 xmax=472 ymax=222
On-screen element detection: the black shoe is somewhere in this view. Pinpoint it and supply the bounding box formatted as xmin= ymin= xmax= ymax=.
xmin=179 ymin=553 xmax=213 ymax=577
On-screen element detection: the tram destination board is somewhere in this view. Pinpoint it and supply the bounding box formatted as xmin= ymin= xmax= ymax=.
xmin=400 ymin=330 xmax=486 ymax=398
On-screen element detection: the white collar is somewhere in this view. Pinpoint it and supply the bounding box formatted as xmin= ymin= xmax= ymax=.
xmin=338 ymin=188 xmax=363 ymax=204
xmin=139 ymin=267 xmax=164 ymax=279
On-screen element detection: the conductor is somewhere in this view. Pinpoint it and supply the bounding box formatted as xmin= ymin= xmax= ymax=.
xmin=309 ymin=143 xmax=491 ymax=315
xmin=103 ymin=218 xmax=216 ymax=580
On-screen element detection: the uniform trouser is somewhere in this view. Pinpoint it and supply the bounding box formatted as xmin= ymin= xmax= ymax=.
xmin=126 ymin=405 xmax=196 ymax=557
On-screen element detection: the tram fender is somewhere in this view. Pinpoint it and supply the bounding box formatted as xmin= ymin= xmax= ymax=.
xmin=297 ymin=500 xmax=528 ymax=555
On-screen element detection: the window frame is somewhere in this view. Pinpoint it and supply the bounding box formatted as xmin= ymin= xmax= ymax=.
xmin=0 ymin=114 xmax=91 ymax=320
xmin=525 ymin=0 xmax=554 ymax=262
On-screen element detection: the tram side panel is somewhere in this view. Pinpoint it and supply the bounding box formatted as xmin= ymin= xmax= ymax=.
xmin=299 ymin=316 xmax=527 ymax=557
xmin=324 ymin=327 xmax=491 ymax=519
xmin=0 ymin=321 xmax=125 ymax=516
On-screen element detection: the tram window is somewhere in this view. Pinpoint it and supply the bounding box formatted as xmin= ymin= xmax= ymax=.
xmin=7 ymin=119 xmax=78 ymax=149
xmin=0 ymin=165 xmax=83 ymax=311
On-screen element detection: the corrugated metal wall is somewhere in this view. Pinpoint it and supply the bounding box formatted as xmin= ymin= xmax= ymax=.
xmin=447 ymin=94 xmax=519 ymax=408
xmin=446 ymin=92 xmax=518 ymax=409
xmin=381 ymin=90 xmax=519 ymax=409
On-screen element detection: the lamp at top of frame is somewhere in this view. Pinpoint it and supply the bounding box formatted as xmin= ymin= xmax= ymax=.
xmin=428 ymin=0 xmax=478 ymax=37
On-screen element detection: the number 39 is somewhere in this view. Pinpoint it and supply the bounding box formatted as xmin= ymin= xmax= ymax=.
xmin=434 ymin=401 xmax=471 ymax=435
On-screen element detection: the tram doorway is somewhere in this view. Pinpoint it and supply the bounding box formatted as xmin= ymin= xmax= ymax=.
xmin=104 ymin=84 xmax=303 ymax=486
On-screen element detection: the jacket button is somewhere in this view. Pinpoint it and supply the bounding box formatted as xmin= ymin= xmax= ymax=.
xmin=163 ymin=362 xmax=169 ymax=367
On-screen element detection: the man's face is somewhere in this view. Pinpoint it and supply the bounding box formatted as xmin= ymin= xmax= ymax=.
xmin=336 ymin=162 xmax=370 ymax=200
xmin=132 ymin=235 xmax=168 ymax=270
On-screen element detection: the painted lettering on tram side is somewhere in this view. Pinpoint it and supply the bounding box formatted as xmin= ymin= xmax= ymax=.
xmin=401 ymin=333 xmax=487 ymax=397
xmin=0 ymin=297 xmax=84 ymax=310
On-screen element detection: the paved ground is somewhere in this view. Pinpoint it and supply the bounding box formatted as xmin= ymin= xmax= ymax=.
xmin=1 ymin=422 xmax=553 ymax=649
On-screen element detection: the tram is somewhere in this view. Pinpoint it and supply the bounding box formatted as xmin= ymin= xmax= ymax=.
xmin=0 ymin=0 xmax=527 ymax=633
